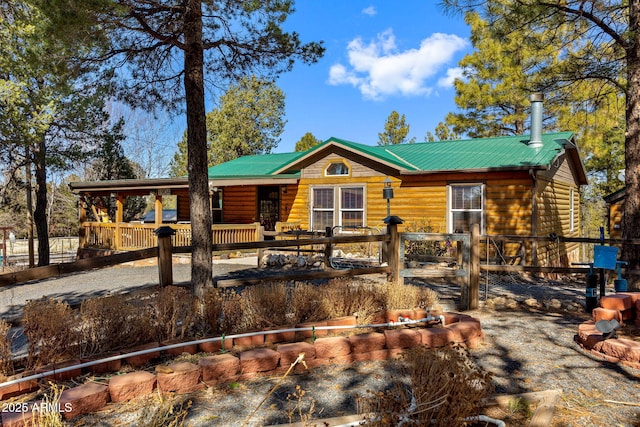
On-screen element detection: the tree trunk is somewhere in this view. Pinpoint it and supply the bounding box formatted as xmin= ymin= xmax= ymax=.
xmin=183 ymin=0 xmax=213 ymax=298
xmin=623 ymin=1 xmax=640 ymax=289
xmin=25 ymin=147 xmax=35 ymax=268
xmin=33 ymin=138 xmax=50 ymax=266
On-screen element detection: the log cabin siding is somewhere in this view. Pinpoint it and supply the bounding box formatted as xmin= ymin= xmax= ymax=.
xmin=535 ymin=177 xmax=580 ymax=265
xmin=174 ymin=189 xmax=191 ymax=222
xmin=609 ymin=201 xmax=623 ymax=239
xmin=222 ymin=186 xmax=258 ymax=223
xmin=485 ymin=182 xmax=533 ymax=235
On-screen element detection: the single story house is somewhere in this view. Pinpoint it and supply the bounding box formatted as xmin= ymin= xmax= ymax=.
xmin=70 ymin=132 xmax=587 ymax=265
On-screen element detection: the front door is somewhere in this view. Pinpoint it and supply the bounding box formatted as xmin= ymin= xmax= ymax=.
xmin=258 ymin=186 xmax=279 ymax=231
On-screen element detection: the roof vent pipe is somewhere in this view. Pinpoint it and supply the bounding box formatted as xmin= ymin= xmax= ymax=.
xmin=529 ymin=92 xmax=544 ymax=147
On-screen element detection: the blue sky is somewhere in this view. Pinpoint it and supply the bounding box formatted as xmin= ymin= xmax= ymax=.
xmin=119 ymin=2 xmax=472 ymax=176
xmin=273 ymin=1 xmax=471 ymax=152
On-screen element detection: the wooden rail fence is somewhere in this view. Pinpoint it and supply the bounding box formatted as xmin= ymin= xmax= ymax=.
xmin=7 ymin=222 xmax=640 ymax=311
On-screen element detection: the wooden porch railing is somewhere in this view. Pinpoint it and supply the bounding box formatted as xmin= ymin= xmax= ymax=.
xmin=79 ymin=222 xmax=262 ymax=251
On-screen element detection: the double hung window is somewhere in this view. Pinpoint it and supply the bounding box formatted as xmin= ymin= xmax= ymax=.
xmin=448 ymin=184 xmax=484 ymax=233
xmin=311 ymin=186 xmax=365 ymax=231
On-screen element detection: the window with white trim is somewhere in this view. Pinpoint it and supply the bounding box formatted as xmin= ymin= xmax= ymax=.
xmin=325 ymin=162 xmax=349 ymax=176
xmin=448 ymin=184 xmax=484 ymax=233
xmin=311 ymin=186 xmax=365 ymax=231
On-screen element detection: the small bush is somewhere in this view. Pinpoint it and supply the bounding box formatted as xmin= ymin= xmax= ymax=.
xmin=23 ymin=297 xmax=78 ymax=368
xmin=289 ymin=282 xmax=331 ymax=324
xmin=202 ymin=287 xmax=223 ymax=335
xmin=359 ymin=344 xmax=493 ymax=426
xmin=78 ymin=294 xmax=155 ymax=357
xmin=322 ymin=278 xmax=385 ymax=325
xmin=152 ymin=286 xmax=197 ymax=341
xmin=220 ymin=290 xmax=250 ymax=334
xmin=0 ymin=318 xmax=13 ymax=379
xmin=243 ymin=282 xmax=289 ymax=328
xmin=382 ymin=282 xmax=439 ymax=311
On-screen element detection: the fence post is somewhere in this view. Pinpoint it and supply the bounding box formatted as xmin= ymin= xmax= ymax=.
xmin=469 ymin=223 xmax=480 ymax=310
xmin=384 ymin=216 xmax=404 ymax=284
xmin=257 ymin=225 xmax=264 ymax=267
xmin=324 ymin=227 xmax=333 ymax=267
xmin=154 ymin=226 xmax=175 ymax=288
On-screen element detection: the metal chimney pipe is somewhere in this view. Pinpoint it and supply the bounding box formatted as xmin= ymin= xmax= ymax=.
xmin=529 ymin=93 xmax=544 ymax=147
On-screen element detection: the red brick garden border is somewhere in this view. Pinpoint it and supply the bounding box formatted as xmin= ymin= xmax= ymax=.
xmin=0 ymin=312 xmax=483 ymax=424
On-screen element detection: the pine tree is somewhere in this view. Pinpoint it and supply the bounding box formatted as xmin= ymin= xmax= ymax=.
xmin=378 ymin=111 xmax=414 ymax=145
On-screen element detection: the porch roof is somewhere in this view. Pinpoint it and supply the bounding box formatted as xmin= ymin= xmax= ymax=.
xmin=69 ymin=177 xmax=189 ymax=194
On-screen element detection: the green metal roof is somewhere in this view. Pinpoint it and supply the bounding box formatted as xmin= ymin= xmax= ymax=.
xmin=208 ymin=151 xmax=303 ymax=178
xmin=208 ymin=131 xmax=577 ymax=179
xmin=378 ymin=132 xmax=575 ymax=171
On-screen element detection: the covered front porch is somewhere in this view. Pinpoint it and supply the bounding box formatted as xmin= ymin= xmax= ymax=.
xmin=69 ymin=176 xmax=300 ymax=254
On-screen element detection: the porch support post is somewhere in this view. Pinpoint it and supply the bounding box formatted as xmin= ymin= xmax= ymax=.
xmin=78 ymin=199 xmax=87 ymax=249
xmin=115 ymin=195 xmax=124 ymax=223
xmin=155 ymin=226 xmax=175 ymax=287
xmin=154 ymin=195 xmax=163 ymax=225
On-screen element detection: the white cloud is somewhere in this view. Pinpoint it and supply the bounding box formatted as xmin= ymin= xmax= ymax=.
xmin=328 ymin=29 xmax=468 ymax=100
xmin=362 ymin=6 xmax=377 ymax=16
xmin=437 ymin=67 xmax=465 ymax=88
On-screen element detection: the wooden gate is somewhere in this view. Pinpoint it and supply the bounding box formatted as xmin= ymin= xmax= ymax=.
xmin=397 ymin=224 xmax=479 ymax=310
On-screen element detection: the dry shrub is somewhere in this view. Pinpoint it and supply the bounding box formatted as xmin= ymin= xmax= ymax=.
xmin=242 ymin=282 xmax=289 ymax=328
xmin=359 ymin=345 xmax=493 ymax=426
xmin=202 ymin=287 xmax=223 ymax=335
xmin=322 ymin=278 xmax=385 ymax=325
xmin=23 ymin=297 xmax=78 ymax=368
xmin=383 ymin=282 xmax=440 ymax=311
xmin=289 ymin=282 xmax=330 ymax=324
xmin=0 ymin=318 xmax=13 ymax=378
xmin=78 ymin=294 xmax=155 ymax=357
xmin=152 ymin=286 xmax=197 ymax=341
xmin=219 ymin=290 xmax=250 ymax=334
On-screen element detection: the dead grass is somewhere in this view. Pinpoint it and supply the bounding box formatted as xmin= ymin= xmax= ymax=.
xmin=358 ymin=344 xmax=493 ymax=426
xmin=136 ymin=390 xmax=192 ymax=427
xmin=24 ymin=383 xmax=65 ymax=427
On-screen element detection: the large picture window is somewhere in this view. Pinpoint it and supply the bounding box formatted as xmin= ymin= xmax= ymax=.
xmin=311 ymin=186 xmax=365 ymax=231
xmin=448 ymin=184 xmax=484 ymax=233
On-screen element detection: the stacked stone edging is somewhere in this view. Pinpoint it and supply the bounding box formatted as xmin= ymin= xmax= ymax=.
xmin=0 ymin=312 xmax=482 ymax=424
xmin=575 ymin=291 xmax=640 ymax=369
